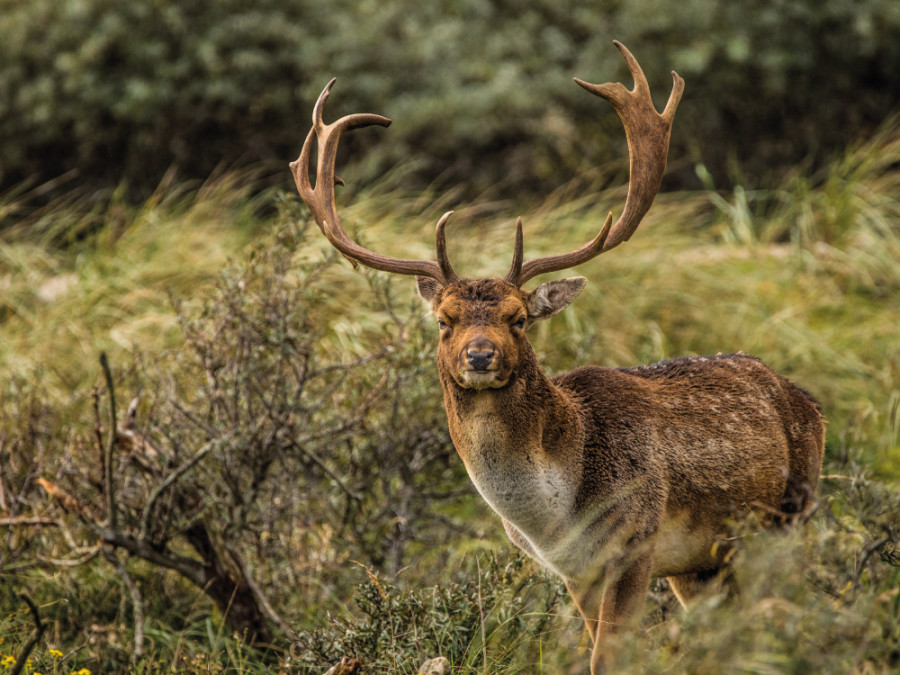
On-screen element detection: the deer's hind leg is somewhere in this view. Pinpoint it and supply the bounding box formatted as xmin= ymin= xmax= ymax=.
xmin=781 ymin=390 xmax=826 ymax=517
xmin=666 ymin=567 xmax=735 ymax=608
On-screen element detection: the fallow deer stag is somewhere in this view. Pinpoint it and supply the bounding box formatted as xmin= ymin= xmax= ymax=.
xmin=290 ymin=42 xmax=825 ymax=672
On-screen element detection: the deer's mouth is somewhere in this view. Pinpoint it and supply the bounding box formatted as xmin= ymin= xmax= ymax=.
xmin=457 ymin=368 xmax=509 ymax=390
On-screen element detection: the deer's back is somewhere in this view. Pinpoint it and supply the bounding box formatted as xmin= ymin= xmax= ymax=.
xmin=554 ymin=353 xmax=824 ymax=527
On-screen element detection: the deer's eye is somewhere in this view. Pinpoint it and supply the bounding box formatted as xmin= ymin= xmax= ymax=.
xmin=512 ymin=316 xmax=527 ymax=329
xmin=437 ymin=319 xmax=450 ymax=330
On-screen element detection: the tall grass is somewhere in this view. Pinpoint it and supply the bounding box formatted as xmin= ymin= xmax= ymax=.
xmin=6 ymin=134 xmax=896 ymax=447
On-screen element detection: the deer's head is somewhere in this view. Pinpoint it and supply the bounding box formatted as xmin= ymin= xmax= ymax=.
xmin=416 ymin=275 xmax=586 ymax=390
xmin=290 ymin=42 xmax=683 ymax=391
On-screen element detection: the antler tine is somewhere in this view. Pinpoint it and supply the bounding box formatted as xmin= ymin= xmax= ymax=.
xmin=576 ymin=41 xmax=684 ymax=252
xmin=290 ymin=79 xmax=452 ymax=284
xmin=511 ymin=214 xmax=612 ymax=286
xmin=514 ymin=42 xmax=683 ymax=287
xmin=435 ymin=211 xmax=460 ymax=285
xmin=503 ymin=217 xmax=525 ymax=286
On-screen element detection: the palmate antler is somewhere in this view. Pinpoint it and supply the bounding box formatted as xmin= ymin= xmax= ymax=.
xmin=289 ymin=79 xmax=459 ymax=286
xmin=290 ymin=42 xmax=683 ymax=289
xmin=504 ymin=41 xmax=684 ymax=286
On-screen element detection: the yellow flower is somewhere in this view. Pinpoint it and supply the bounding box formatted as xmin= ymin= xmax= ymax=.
xmin=2 ymin=654 xmax=17 ymax=667
xmin=49 ymin=649 xmax=63 ymax=659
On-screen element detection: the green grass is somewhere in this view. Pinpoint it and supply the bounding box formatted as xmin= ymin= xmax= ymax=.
xmin=1 ymin=122 xmax=898 ymax=673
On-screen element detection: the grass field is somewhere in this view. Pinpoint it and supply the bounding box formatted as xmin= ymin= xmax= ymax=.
xmin=1 ymin=123 xmax=898 ymax=673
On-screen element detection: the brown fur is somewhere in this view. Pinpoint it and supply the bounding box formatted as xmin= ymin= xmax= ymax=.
xmin=423 ymin=277 xmax=825 ymax=673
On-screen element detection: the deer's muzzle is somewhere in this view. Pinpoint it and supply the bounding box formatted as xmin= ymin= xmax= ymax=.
xmin=462 ymin=337 xmax=499 ymax=372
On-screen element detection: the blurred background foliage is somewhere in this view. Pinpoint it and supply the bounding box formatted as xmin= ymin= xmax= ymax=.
xmin=2 ymin=0 xmax=900 ymax=212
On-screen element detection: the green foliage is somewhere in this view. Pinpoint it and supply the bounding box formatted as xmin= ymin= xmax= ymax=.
xmin=2 ymin=0 xmax=900 ymax=205
xmin=294 ymin=555 xmax=563 ymax=673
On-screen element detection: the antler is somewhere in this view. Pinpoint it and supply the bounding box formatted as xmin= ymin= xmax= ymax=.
xmin=505 ymin=41 xmax=684 ymax=287
xmin=290 ymin=79 xmax=458 ymax=286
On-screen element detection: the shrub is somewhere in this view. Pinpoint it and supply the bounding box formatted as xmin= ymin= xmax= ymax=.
xmin=293 ymin=554 xmax=565 ymax=673
xmin=0 ymin=199 xmax=465 ymax=663
xmin=2 ymin=0 xmax=900 ymax=205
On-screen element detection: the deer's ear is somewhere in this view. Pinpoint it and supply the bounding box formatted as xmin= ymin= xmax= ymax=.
xmin=417 ymin=276 xmax=443 ymax=305
xmin=526 ymin=277 xmax=587 ymax=320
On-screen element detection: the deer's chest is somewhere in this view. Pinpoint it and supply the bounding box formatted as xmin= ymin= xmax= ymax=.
xmin=454 ymin=416 xmax=576 ymax=553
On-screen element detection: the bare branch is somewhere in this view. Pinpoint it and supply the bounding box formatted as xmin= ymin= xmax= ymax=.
xmin=102 ymin=547 xmax=145 ymax=658
xmin=100 ymin=352 xmax=118 ymax=530
xmin=0 ymin=436 xmax=8 ymax=513
xmin=38 ymin=477 xmax=209 ymax=587
xmin=0 ymin=517 xmax=59 ymax=527
xmin=287 ymin=439 xmax=361 ymax=503
xmin=230 ymin=547 xmax=301 ymax=643
xmin=140 ymin=434 xmax=231 ymax=540
xmin=92 ymin=386 xmax=105 ymax=490
xmin=93 ymin=526 xmax=208 ymax=588
xmin=38 ymin=544 xmax=102 ymax=567
xmin=10 ymin=594 xmax=45 ymax=675
xmin=170 ymin=400 xmax=219 ymax=437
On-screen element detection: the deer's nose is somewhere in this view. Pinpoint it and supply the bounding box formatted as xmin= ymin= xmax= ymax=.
xmin=464 ymin=338 xmax=498 ymax=372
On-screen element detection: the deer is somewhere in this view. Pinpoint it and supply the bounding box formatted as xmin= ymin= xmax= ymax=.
xmin=289 ymin=42 xmax=826 ymax=672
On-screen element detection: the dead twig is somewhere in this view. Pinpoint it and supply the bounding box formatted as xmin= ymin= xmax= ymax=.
xmin=0 ymin=517 xmax=58 ymax=527
xmin=231 ymin=547 xmax=301 ymax=643
xmin=38 ymin=543 xmax=102 ymax=567
xmin=35 ymin=478 xmax=93 ymax=519
xmin=102 ymin=547 xmax=145 ymax=658
xmin=854 ymin=537 xmax=890 ymax=588
xmin=92 ymin=386 xmax=105 ymax=494
xmin=140 ymin=433 xmax=230 ymax=540
xmin=100 ymin=352 xmax=118 ymax=530
xmin=10 ymin=594 xmax=45 ymax=675
xmin=476 ymin=556 xmax=487 ymax=670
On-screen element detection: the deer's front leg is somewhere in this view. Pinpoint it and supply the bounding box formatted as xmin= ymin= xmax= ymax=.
xmin=564 ymin=577 xmax=603 ymax=644
xmin=584 ymin=555 xmax=653 ymax=673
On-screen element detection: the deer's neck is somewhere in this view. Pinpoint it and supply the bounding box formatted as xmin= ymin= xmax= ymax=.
xmin=442 ymin=349 xmax=578 ymax=450
xmin=439 ymin=347 xmax=584 ymax=544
